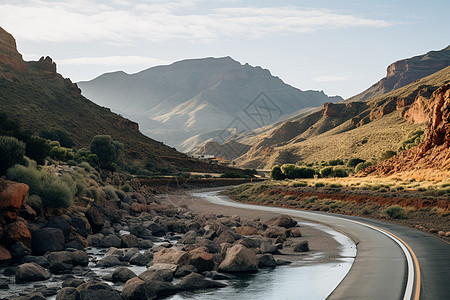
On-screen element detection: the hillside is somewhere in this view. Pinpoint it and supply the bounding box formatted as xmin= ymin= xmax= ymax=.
xmin=347 ymin=45 xmax=450 ymax=102
xmin=0 ymin=27 xmax=214 ymax=172
xmin=227 ymin=66 xmax=450 ymax=168
xmin=78 ymin=57 xmax=342 ymax=150
xmin=364 ymin=84 xmax=450 ymax=176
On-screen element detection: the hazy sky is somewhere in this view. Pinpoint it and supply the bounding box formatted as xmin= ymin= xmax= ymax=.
xmin=1 ymin=0 xmax=449 ymax=98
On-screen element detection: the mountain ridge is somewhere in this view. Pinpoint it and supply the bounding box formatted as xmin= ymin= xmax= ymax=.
xmin=78 ymin=56 xmax=342 ymax=150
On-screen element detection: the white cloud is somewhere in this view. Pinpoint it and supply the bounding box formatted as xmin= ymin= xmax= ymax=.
xmin=313 ymin=73 xmax=353 ymax=82
xmin=0 ymin=1 xmax=393 ymax=44
xmin=57 ymin=55 xmax=170 ymax=66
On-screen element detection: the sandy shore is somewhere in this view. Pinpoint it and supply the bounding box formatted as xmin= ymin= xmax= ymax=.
xmin=159 ymin=189 xmax=352 ymax=265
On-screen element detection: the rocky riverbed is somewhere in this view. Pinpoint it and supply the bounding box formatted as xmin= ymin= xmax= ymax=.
xmin=0 ymin=178 xmax=336 ymax=300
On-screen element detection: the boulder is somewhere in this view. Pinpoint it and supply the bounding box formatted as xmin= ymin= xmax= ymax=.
xmin=153 ymin=248 xmax=189 ymax=267
xmin=121 ymin=234 xmax=139 ymax=248
xmin=189 ymin=247 xmax=214 ymax=272
xmin=293 ymin=241 xmax=309 ymax=252
xmin=0 ymin=246 xmax=11 ymax=262
xmin=47 ymin=216 xmax=72 ymax=239
xmin=87 ymin=233 xmax=104 ymax=247
xmin=100 ymin=234 xmax=122 ymax=248
xmin=15 ymin=262 xmax=51 ymax=283
xmin=10 ymin=241 xmax=31 ymax=258
xmin=70 ymin=214 xmax=92 ymax=238
xmin=129 ymin=252 xmax=153 ymax=266
xmin=146 ymin=263 xmax=177 ymax=276
xmin=264 ymin=225 xmax=288 ymax=239
xmin=140 ymin=268 xmax=174 ymax=282
xmin=85 ymin=206 xmax=104 ymax=232
xmin=72 ymin=250 xmax=89 ymax=266
xmin=31 ymin=227 xmax=65 ymax=254
xmin=96 ymin=255 xmax=124 ymax=268
xmin=215 ymin=230 xmax=240 ymax=244
xmin=0 ymin=179 xmax=29 ymax=221
xmin=218 ymin=244 xmax=258 ymax=273
xmin=176 ymin=272 xmax=226 ymax=291
xmin=4 ymin=220 xmax=31 ymax=247
xmin=235 ymin=226 xmax=258 ymax=236
xmin=26 ymin=194 xmax=42 ymax=211
xmin=62 ymin=278 xmax=85 ymax=288
xmin=269 ymin=215 xmax=297 ymax=228
xmin=258 ymin=254 xmax=277 ymax=268
xmin=112 ymin=266 xmax=137 ymax=283
xmin=13 ymin=292 xmax=46 ymax=300
xmin=289 ymin=227 xmax=302 ymax=237
xmin=260 ymin=240 xmax=278 ymax=254
xmin=122 ymin=277 xmax=156 ymax=300
xmin=22 ymin=255 xmax=49 ymax=268
xmin=56 ymin=287 xmax=79 ymax=300
xmin=174 ymin=265 xmax=196 ymax=277
xmin=76 ymin=280 xmax=122 ymax=300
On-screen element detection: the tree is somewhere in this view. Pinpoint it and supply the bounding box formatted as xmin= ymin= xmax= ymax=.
xmin=270 ymin=165 xmax=285 ymax=180
xmin=90 ymin=135 xmax=124 ymax=169
xmin=0 ymin=136 xmax=25 ymax=175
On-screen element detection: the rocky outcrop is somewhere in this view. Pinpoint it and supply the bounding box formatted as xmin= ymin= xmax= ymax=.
xmin=0 ymin=179 xmax=29 ymax=222
xmin=365 ymin=84 xmax=450 ymax=174
xmin=348 ymin=45 xmax=450 ymax=102
xmin=0 ymin=27 xmax=27 ymax=72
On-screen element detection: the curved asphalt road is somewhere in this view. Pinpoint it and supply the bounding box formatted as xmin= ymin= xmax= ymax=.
xmin=192 ymin=190 xmax=450 ymax=300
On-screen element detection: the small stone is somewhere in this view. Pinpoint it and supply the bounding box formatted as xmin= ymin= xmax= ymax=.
xmin=293 ymin=241 xmax=309 ymax=252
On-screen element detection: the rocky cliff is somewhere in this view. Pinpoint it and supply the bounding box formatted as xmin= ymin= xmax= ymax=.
xmin=365 ymin=84 xmax=450 ymax=175
xmin=347 ymin=45 xmax=450 ymax=102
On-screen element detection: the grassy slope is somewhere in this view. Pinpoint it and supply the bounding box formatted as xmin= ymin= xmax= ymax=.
xmin=237 ymin=67 xmax=450 ymax=169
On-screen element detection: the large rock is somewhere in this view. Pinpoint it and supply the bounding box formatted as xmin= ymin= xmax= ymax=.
xmin=0 ymin=179 xmax=29 ymax=221
xmin=76 ymin=280 xmax=122 ymax=300
xmin=112 ymin=267 xmax=137 ymax=283
xmin=263 ymin=226 xmax=287 ymax=239
xmin=153 ymin=248 xmax=189 ymax=267
xmin=46 ymin=216 xmax=72 ymax=239
xmin=15 ymin=262 xmax=51 ymax=283
xmin=218 ymin=244 xmax=258 ymax=273
xmin=258 ymin=254 xmax=277 ymax=268
xmin=293 ymin=241 xmax=309 ymax=252
xmin=269 ymin=215 xmax=297 ymax=229
xmin=56 ymin=287 xmax=79 ymax=300
xmin=121 ymin=234 xmax=139 ymax=248
xmin=176 ymin=273 xmax=226 ymax=291
xmin=99 ymin=234 xmax=121 ymax=248
xmin=85 ymin=206 xmax=104 ymax=233
xmin=96 ymin=255 xmax=123 ymax=268
xmin=235 ymin=226 xmax=258 ymax=236
xmin=122 ymin=277 xmax=156 ymax=300
xmin=0 ymin=246 xmax=12 ymax=262
xmin=4 ymin=220 xmax=31 ymax=247
xmin=189 ymin=247 xmax=214 ymax=272
xmin=70 ymin=214 xmax=92 ymax=238
xmin=31 ymin=227 xmax=65 ymax=254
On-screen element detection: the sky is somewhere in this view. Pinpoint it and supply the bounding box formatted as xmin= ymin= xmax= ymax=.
xmin=1 ymin=0 xmax=449 ymax=99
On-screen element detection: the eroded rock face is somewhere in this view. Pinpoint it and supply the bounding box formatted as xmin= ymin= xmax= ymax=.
xmin=365 ymin=84 xmax=450 ymax=174
xmin=0 ymin=27 xmax=27 ymax=72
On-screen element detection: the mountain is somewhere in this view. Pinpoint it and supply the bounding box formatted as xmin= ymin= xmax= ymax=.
xmin=347 ymin=45 xmax=450 ymax=102
xmin=0 ymin=27 xmax=215 ymax=172
xmin=78 ymin=57 xmax=342 ymax=150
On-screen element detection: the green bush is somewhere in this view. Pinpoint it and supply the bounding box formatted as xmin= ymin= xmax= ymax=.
xmin=39 ymin=129 xmax=74 ymax=148
xmin=398 ymin=130 xmax=424 ymax=153
xmin=314 ymin=182 xmax=326 ymax=187
xmin=90 ymin=135 xmax=123 ymax=169
xmin=320 ymin=167 xmax=348 ymax=178
xmin=280 ymin=164 xmax=315 ymax=179
xmin=41 ymin=180 xmax=73 ymax=208
xmin=383 ymin=205 xmax=405 ymax=219
xmin=320 ymin=167 xmax=333 ymax=177
xmin=328 ymin=159 xmax=344 ymax=166
xmin=355 ymin=162 xmax=372 ymax=172
xmin=6 ymin=164 xmax=43 ymax=194
xmin=270 ymin=165 xmax=285 ymax=180
xmin=380 ymin=150 xmax=397 ymax=161
xmin=0 ymin=136 xmax=25 ymax=174
xmin=24 ymin=136 xmax=51 ymax=165
xmin=347 ymin=158 xmax=365 ymax=168
xmin=292 ymin=181 xmax=307 ymax=187
xmin=220 ymin=172 xmax=249 ymax=178
xmin=122 ymin=184 xmax=132 ymax=192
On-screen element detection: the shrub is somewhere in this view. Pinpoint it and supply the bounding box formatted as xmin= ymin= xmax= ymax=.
xmin=24 ymin=136 xmax=51 ymax=165
xmin=122 ymin=184 xmax=132 ymax=192
xmin=314 ymin=182 xmax=325 ymax=187
xmin=320 ymin=167 xmax=333 ymax=177
xmin=292 ymin=181 xmax=307 ymax=187
xmin=383 ymin=205 xmax=405 ymax=219
xmin=6 ymin=164 xmax=43 ymax=194
xmin=328 ymin=159 xmax=344 ymax=166
xmin=0 ymin=136 xmax=25 ymax=174
xmin=103 ymin=186 xmax=118 ymax=199
xmin=333 ymin=168 xmax=348 ymax=178
xmin=380 ymin=150 xmax=397 ymax=161
xmin=90 ymin=135 xmax=123 ymax=169
xmin=220 ymin=172 xmax=249 ymax=178
xmin=41 ymin=180 xmax=73 ymax=208
xmin=280 ymin=164 xmax=315 ymax=179
xmin=347 ymin=158 xmax=365 ymax=168
xmin=39 ymin=129 xmax=74 ymax=148
xmin=270 ymin=165 xmax=285 ymax=180
xmin=355 ymin=162 xmax=372 ymax=172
